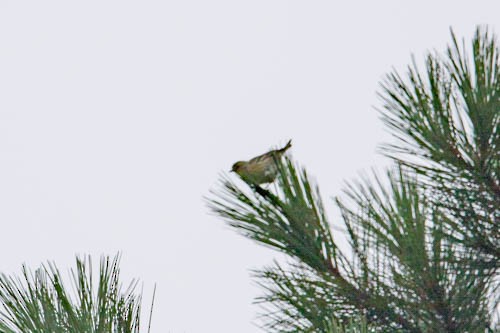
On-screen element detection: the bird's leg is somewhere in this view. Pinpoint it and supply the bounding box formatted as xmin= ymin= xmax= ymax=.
xmin=251 ymin=184 xmax=282 ymax=209
xmin=252 ymin=184 xmax=272 ymax=197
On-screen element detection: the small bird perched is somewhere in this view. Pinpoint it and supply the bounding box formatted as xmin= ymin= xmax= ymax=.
xmin=231 ymin=140 xmax=292 ymax=185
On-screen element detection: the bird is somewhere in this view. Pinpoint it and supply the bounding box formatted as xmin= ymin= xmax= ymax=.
xmin=231 ymin=140 xmax=292 ymax=185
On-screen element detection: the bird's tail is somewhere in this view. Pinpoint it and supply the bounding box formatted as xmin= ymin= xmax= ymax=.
xmin=278 ymin=139 xmax=292 ymax=154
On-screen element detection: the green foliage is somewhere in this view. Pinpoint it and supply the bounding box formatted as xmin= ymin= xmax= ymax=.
xmin=209 ymin=26 xmax=499 ymax=333
xmin=337 ymin=167 xmax=493 ymax=332
xmin=0 ymin=254 xmax=142 ymax=333
xmin=324 ymin=316 xmax=370 ymax=333
xmin=379 ymin=27 xmax=499 ymax=266
xmin=210 ymin=158 xmax=341 ymax=275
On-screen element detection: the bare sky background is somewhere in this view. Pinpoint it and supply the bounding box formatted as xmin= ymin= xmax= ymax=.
xmin=0 ymin=1 xmax=498 ymax=332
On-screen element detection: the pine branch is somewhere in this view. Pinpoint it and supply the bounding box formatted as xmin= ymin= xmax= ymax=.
xmin=378 ymin=26 xmax=499 ymax=264
xmin=0 ymin=254 xmax=144 ymax=333
xmin=337 ymin=166 xmax=494 ymax=332
xmin=208 ymin=157 xmax=341 ymax=276
xmin=209 ymin=159 xmax=420 ymax=332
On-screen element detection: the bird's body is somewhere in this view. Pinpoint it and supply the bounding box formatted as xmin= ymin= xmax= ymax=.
xmin=231 ymin=140 xmax=292 ymax=185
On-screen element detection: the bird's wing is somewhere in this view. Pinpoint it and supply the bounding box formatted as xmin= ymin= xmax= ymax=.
xmin=248 ymin=152 xmax=273 ymax=164
xmin=248 ymin=141 xmax=291 ymax=164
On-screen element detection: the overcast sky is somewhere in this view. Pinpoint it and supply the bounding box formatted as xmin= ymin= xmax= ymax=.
xmin=0 ymin=1 xmax=498 ymax=332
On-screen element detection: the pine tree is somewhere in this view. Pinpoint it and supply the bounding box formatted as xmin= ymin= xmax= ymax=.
xmin=209 ymin=27 xmax=499 ymax=332
xmin=0 ymin=254 xmax=149 ymax=333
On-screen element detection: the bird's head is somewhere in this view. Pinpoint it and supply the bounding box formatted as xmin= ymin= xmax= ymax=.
xmin=231 ymin=161 xmax=245 ymax=174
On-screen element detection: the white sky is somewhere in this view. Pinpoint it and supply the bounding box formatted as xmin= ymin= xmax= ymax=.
xmin=0 ymin=1 xmax=498 ymax=332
